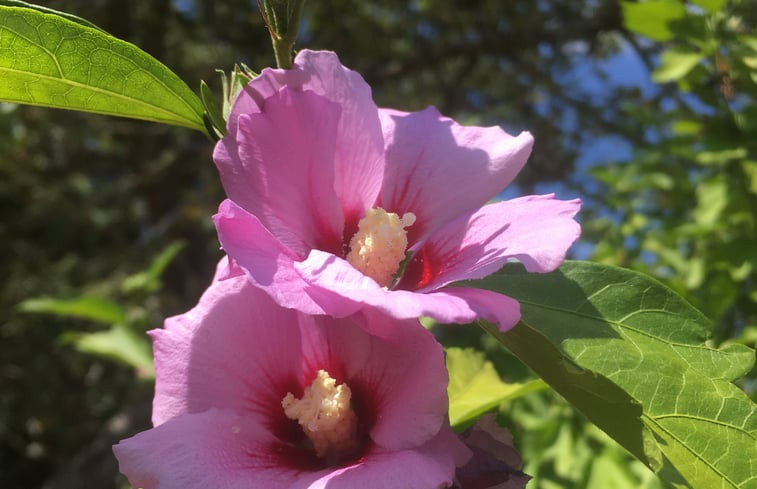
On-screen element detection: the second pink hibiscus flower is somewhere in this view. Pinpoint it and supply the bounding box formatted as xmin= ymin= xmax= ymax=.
xmin=213 ymin=50 xmax=581 ymax=331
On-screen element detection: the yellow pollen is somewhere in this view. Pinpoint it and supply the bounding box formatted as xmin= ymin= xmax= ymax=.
xmin=282 ymin=369 xmax=359 ymax=460
xmin=346 ymin=208 xmax=416 ymax=287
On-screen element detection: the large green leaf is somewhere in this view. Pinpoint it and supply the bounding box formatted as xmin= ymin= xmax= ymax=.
xmin=472 ymin=261 xmax=756 ymax=489
xmin=0 ymin=0 xmax=104 ymax=31
xmin=0 ymin=3 xmax=205 ymax=130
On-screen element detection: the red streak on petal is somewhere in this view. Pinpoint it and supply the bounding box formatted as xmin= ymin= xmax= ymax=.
xmin=395 ymin=246 xmax=437 ymax=290
xmin=341 ymin=209 xmax=361 ymax=257
xmin=315 ymin=226 xmax=344 ymax=257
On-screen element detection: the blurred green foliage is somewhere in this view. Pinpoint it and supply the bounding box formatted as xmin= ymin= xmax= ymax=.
xmin=1 ymin=0 xmax=755 ymax=488
xmin=19 ymin=240 xmax=187 ymax=381
xmin=586 ymin=0 xmax=757 ymax=354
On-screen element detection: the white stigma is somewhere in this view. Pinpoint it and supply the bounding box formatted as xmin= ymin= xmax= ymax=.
xmin=282 ymin=369 xmax=359 ymax=460
xmin=346 ymin=208 xmax=416 ymax=287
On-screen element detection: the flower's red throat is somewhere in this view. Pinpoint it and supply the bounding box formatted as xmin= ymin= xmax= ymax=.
xmin=282 ymin=369 xmax=361 ymax=465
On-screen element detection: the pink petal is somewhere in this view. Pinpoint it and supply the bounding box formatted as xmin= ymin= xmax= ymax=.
xmin=317 ymin=427 xmax=469 ymax=489
xmin=287 ymin=51 xmax=386 ymax=229
xmin=213 ymin=199 xmax=328 ymax=316
xmin=151 ymin=274 xmax=303 ymax=426
xmin=216 ymin=88 xmax=344 ymax=256
xmin=298 ymin=314 xmax=449 ymax=450
xmin=377 ymin=107 xmax=534 ymax=243
xmin=211 ymin=255 xmax=244 ymax=282
xmin=399 ymin=195 xmax=581 ymax=292
xmin=437 ymin=287 xmax=522 ymax=332
xmin=217 ymin=50 xmax=385 ymax=233
xmin=114 ymin=409 xmax=333 ymax=489
xmin=295 ymin=250 xmax=519 ymax=328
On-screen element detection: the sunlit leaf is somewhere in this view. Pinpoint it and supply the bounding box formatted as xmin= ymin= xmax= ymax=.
xmin=61 ymin=324 xmax=154 ymax=380
xmin=742 ymin=56 xmax=757 ymax=70
xmin=696 ymin=148 xmax=747 ymax=165
xmin=586 ymin=445 xmax=666 ymax=489
xmin=689 ymin=0 xmax=726 ymax=14
xmin=653 ymin=49 xmax=703 ymax=83
xmin=0 ymin=4 xmax=206 ymax=130
xmin=672 ymin=120 xmax=702 ymax=135
xmin=744 ymin=161 xmax=757 ymax=194
xmin=473 ymin=261 xmax=756 ymax=489
xmin=219 ymin=64 xmax=255 ymax=119
xmin=446 ymin=347 xmax=547 ymax=429
xmin=694 ymin=175 xmax=727 ymax=228
xmin=18 ymin=295 xmax=126 ymax=325
xmin=0 ymin=0 xmax=104 ymax=31
xmin=621 ymin=0 xmax=687 ymax=41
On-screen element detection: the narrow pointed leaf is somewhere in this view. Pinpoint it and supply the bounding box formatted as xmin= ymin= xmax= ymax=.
xmin=472 ymin=261 xmax=756 ymax=489
xmin=61 ymin=324 xmax=154 ymax=380
xmin=200 ymin=79 xmax=226 ymax=138
xmin=0 ymin=4 xmax=206 ymax=131
xmin=121 ymin=240 xmax=185 ymax=294
xmin=19 ymin=295 xmax=126 ymax=325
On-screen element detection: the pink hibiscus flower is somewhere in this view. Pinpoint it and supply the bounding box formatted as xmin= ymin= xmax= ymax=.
xmin=213 ymin=50 xmax=581 ymax=331
xmin=113 ymin=271 xmax=470 ymax=488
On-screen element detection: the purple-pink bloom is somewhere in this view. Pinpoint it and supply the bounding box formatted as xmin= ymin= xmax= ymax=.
xmin=113 ymin=270 xmax=469 ymax=489
xmin=213 ymin=50 xmax=581 ymax=331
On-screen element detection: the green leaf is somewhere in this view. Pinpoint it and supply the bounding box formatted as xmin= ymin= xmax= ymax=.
xmin=694 ymin=175 xmax=728 ymax=228
xmin=0 ymin=4 xmax=206 ymax=131
xmin=689 ymin=0 xmax=726 ymax=14
xmin=0 ymin=0 xmax=104 ymax=31
xmin=122 ymin=240 xmax=185 ymax=294
xmin=473 ymin=261 xmax=756 ymax=489
xmin=672 ymin=120 xmax=703 ymax=135
xmin=743 ymin=56 xmax=757 ymax=70
xmin=621 ymin=1 xmax=687 ymax=41
xmin=220 ymin=64 xmax=255 ymax=120
xmin=696 ymin=148 xmax=747 ymax=165
xmin=653 ymin=50 xmax=704 ymax=83
xmin=61 ymin=324 xmax=154 ymax=380
xmin=743 ymin=161 xmax=757 ymax=195
xmin=446 ymin=347 xmax=547 ymax=429
xmin=18 ymin=295 xmax=126 ymax=325
xmin=200 ymin=80 xmax=226 ymax=138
